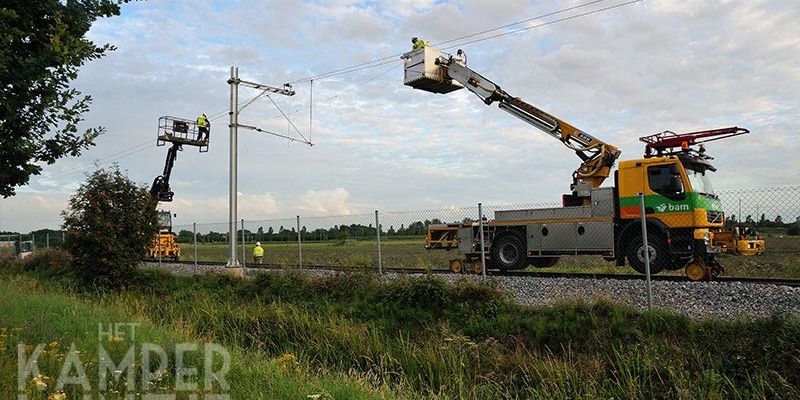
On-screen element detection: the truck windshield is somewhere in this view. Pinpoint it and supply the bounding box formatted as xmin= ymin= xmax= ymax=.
xmin=686 ymin=167 xmax=716 ymax=197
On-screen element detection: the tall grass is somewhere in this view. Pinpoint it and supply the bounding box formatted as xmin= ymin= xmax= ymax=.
xmin=3 ymin=257 xmax=799 ymax=399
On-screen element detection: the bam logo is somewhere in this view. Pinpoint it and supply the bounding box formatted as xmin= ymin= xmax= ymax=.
xmin=656 ymin=203 xmax=689 ymax=213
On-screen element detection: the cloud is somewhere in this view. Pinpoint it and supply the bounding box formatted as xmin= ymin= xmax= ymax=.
xmin=7 ymin=0 xmax=799 ymax=232
xmin=295 ymin=188 xmax=359 ymax=216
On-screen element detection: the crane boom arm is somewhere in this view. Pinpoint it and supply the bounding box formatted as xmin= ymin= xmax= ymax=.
xmin=438 ymin=54 xmax=621 ymax=190
xmin=150 ymin=142 xmax=181 ymax=202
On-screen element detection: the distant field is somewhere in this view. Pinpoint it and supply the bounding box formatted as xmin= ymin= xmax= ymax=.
xmin=176 ymin=235 xmax=800 ymax=279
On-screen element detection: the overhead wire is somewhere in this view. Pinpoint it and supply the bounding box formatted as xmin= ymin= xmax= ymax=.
xmin=286 ymin=0 xmax=624 ymax=84
xmin=43 ymin=0 xmax=642 ymax=182
xmin=45 ymin=139 xmax=154 ymax=180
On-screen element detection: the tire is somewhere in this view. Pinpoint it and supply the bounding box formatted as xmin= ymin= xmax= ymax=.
xmin=490 ymin=235 xmax=528 ymax=272
xmin=529 ymin=256 xmax=559 ymax=268
xmin=626 ymin=233 xmax=668 ymax=275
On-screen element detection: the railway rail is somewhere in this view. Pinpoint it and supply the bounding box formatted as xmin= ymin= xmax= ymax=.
xmin=144 ymin=260 xmax=800 ymax=288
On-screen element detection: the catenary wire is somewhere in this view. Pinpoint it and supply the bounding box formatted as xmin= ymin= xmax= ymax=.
xmin=43 ymin=0 xmax=641 ymax=181
xmin=286 ymin=0 xmax=622 ymax=84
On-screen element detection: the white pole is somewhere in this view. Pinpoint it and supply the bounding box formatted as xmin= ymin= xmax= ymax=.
xmin=639 ymin=193 xmax=653 ymax=310
xmin=297 ymin=215 xmax=302 ymax=269
xmin=375 ymin=210 xmax=382 ymax=275
xmin=478 ymin=203 xmax=486 ymax=277
xmin=227 ymin=66 xmax=240 ymax=267
xmin=46 ymin=232 xmax=50 ymax=249
xmin=241 ymin=218 xmax=246 ymax=269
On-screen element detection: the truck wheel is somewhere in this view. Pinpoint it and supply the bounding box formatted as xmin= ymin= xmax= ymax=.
xmin=490 ymin=235 xmax=527 ymax=272
xmin=529 ymin=256 xmax=559 ymax=268
xmin=626 ymin=234 xmax=667 ymax=275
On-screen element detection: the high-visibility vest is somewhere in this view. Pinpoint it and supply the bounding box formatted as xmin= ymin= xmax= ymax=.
xmin=412 ymin=40 xmax=428 ymax=50
xmin=197 ymin=115 xmax=209 ymax=128
xmin=253 ymin=245 xmax=264 ymax=257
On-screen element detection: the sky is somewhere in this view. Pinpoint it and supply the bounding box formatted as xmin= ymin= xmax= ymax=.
xmin=2 ymin=0 xmax=799 ymax=232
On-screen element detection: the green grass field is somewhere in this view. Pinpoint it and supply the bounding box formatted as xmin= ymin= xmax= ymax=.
xmin=2 ymin=258 xmax=799 ymax=399
xmin=177 ymin=234 xmax=800 ymax=279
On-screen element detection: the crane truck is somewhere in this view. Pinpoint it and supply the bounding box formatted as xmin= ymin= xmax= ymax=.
xmin=403 ymin=46 xmax=761 ymax=281
xmin=147 ymin=116 xmax=209 ymax=261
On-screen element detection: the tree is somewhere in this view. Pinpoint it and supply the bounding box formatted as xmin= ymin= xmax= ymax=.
xmin=62 ymin=167 xmax=158 ymax=285
xmin=0 ymin=1 xmax=130 ymax=198
xmin=176 ymin=229 xmax=194 ymax=243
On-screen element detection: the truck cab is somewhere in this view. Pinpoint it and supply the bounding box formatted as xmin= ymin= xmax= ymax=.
xmin=615 ymin=153 xmax=724 ymax=277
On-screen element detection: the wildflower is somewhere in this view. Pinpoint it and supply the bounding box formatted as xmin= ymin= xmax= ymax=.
xmin=277 ymin=353 xmax=300 ymax=373
xmin=32 ymin=374 xmax=50 ymax=389
xmin=48 ymin=391 xmax=67 ymax=400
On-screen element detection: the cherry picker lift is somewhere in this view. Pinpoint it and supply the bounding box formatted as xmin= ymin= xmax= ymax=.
xmin=403 ymin=46 xmax=761 ymax=280
xmin=147 ymin=116 xmax=209 ymax=261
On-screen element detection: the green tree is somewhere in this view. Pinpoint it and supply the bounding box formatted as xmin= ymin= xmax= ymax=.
xmin=176 ymin=229 xmax=194 ymax=243
xmin=62 ymin=167 xmax=157 ymax=285
xmin=0 ymin=1 xmax=130 ymax=198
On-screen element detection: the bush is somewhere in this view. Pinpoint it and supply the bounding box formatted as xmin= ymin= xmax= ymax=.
xmin=787 ymin=224 xmax=800 ymax=236
xmin=62 ymin=167 xmax=158 ymax=286
xmin=22 ymin=248 xmax=72 ymax=275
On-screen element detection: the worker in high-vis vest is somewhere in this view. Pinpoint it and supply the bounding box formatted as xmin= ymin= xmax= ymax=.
xmin=253 ymin=241 xmax=264 ymax=264
xmin=196 ymin=113 xmax=210 ymax=142
xmin=411 ymin=37 xmax=428 ymax=50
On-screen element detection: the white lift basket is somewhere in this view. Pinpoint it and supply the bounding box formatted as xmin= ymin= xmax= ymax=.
xmin=402 ymin=47 xmax=464 ymax=94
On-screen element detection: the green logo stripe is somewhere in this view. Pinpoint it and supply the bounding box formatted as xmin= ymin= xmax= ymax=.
xmin=618 ymin=192 xmax=722 ymax=214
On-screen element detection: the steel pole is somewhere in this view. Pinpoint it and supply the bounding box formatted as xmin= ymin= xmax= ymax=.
xmin=375 ymin=210 xmax=382 ymax=275
xmin=227 ymin=66 xmax=240 ymax=267
xmin=193 ymin=222 xmax=197 ymax=274
xmin=241 ymin=218 xmax=246 ymax=269
xmin=297 ymin=215 xmax=302 ymax=269
xmin=478 ymin=203 xmax=486 ymax=277
xmin=738 ymin=198 xmax=742 ymax=229
xmin=639 ymin=193 xmax=653 ymax=311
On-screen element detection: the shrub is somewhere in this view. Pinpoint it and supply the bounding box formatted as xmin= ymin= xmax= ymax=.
xmin=787 ymin=224 xmax=800 ymax=236
xmin=62 ymin=167 xmax=158 ymax=286
xmin=22 ymin=248 xmax=72 ymax=275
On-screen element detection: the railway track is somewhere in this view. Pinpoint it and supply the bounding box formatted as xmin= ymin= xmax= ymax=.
xmin=144 ymin=259 xmax=800 ymax=288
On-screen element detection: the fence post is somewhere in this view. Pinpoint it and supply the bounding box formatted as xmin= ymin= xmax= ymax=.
xmin=375 ymin=210 xmax=382 ymax=275
xmin=638 ymin=193 xmax=653 ymax=311
xmin=157 ymin=232 xmax=162 ymax=268
xmin=241 ymin=218 xmax=246 ymax=269
xmin=478 ymin=203 xmax=486 ymax=277
xmin=61 ymin=230 xmax=65 ymax=245
xmin=193 ymin=222 xmax=197 ymax=274
xmin=46 ymin=232 xmax=50 ymax=249
xmin=297 ymin=215 xmax=303 ymax=269
xmin=31 ymin=233 xmax=35 ymax=251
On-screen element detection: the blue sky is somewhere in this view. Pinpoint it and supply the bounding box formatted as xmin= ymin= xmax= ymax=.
xmin=2 ymin=0 xmax=798 ymax=232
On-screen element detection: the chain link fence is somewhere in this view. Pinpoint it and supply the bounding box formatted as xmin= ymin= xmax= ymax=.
xmin=7 ymin=186 xmax=798 ymax=278
xmin=162 ymin=186 xmax=800 ymax=278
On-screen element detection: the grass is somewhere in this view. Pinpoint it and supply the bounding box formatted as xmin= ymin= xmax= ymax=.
xmin=0 ymin=274 xmax=400 ymax=399
xmin=3 ymin=253 xmax=800 ymax=399
xmin=176 ymin=234 xmax=800 ymax=279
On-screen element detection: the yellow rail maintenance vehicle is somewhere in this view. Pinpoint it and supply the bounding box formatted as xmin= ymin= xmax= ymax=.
xmin=404 ymin=46 xmax=761 ymax=281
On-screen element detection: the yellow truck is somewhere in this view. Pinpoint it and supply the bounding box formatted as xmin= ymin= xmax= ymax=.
xmin=405 ymin=46 xmax=760 ymax=280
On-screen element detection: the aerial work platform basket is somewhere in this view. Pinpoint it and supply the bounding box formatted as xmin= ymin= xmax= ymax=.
xmin=157 ymin=116 xmax=209 ymax=152
xmin=402 ymin=47 xmax=464 ymax=94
